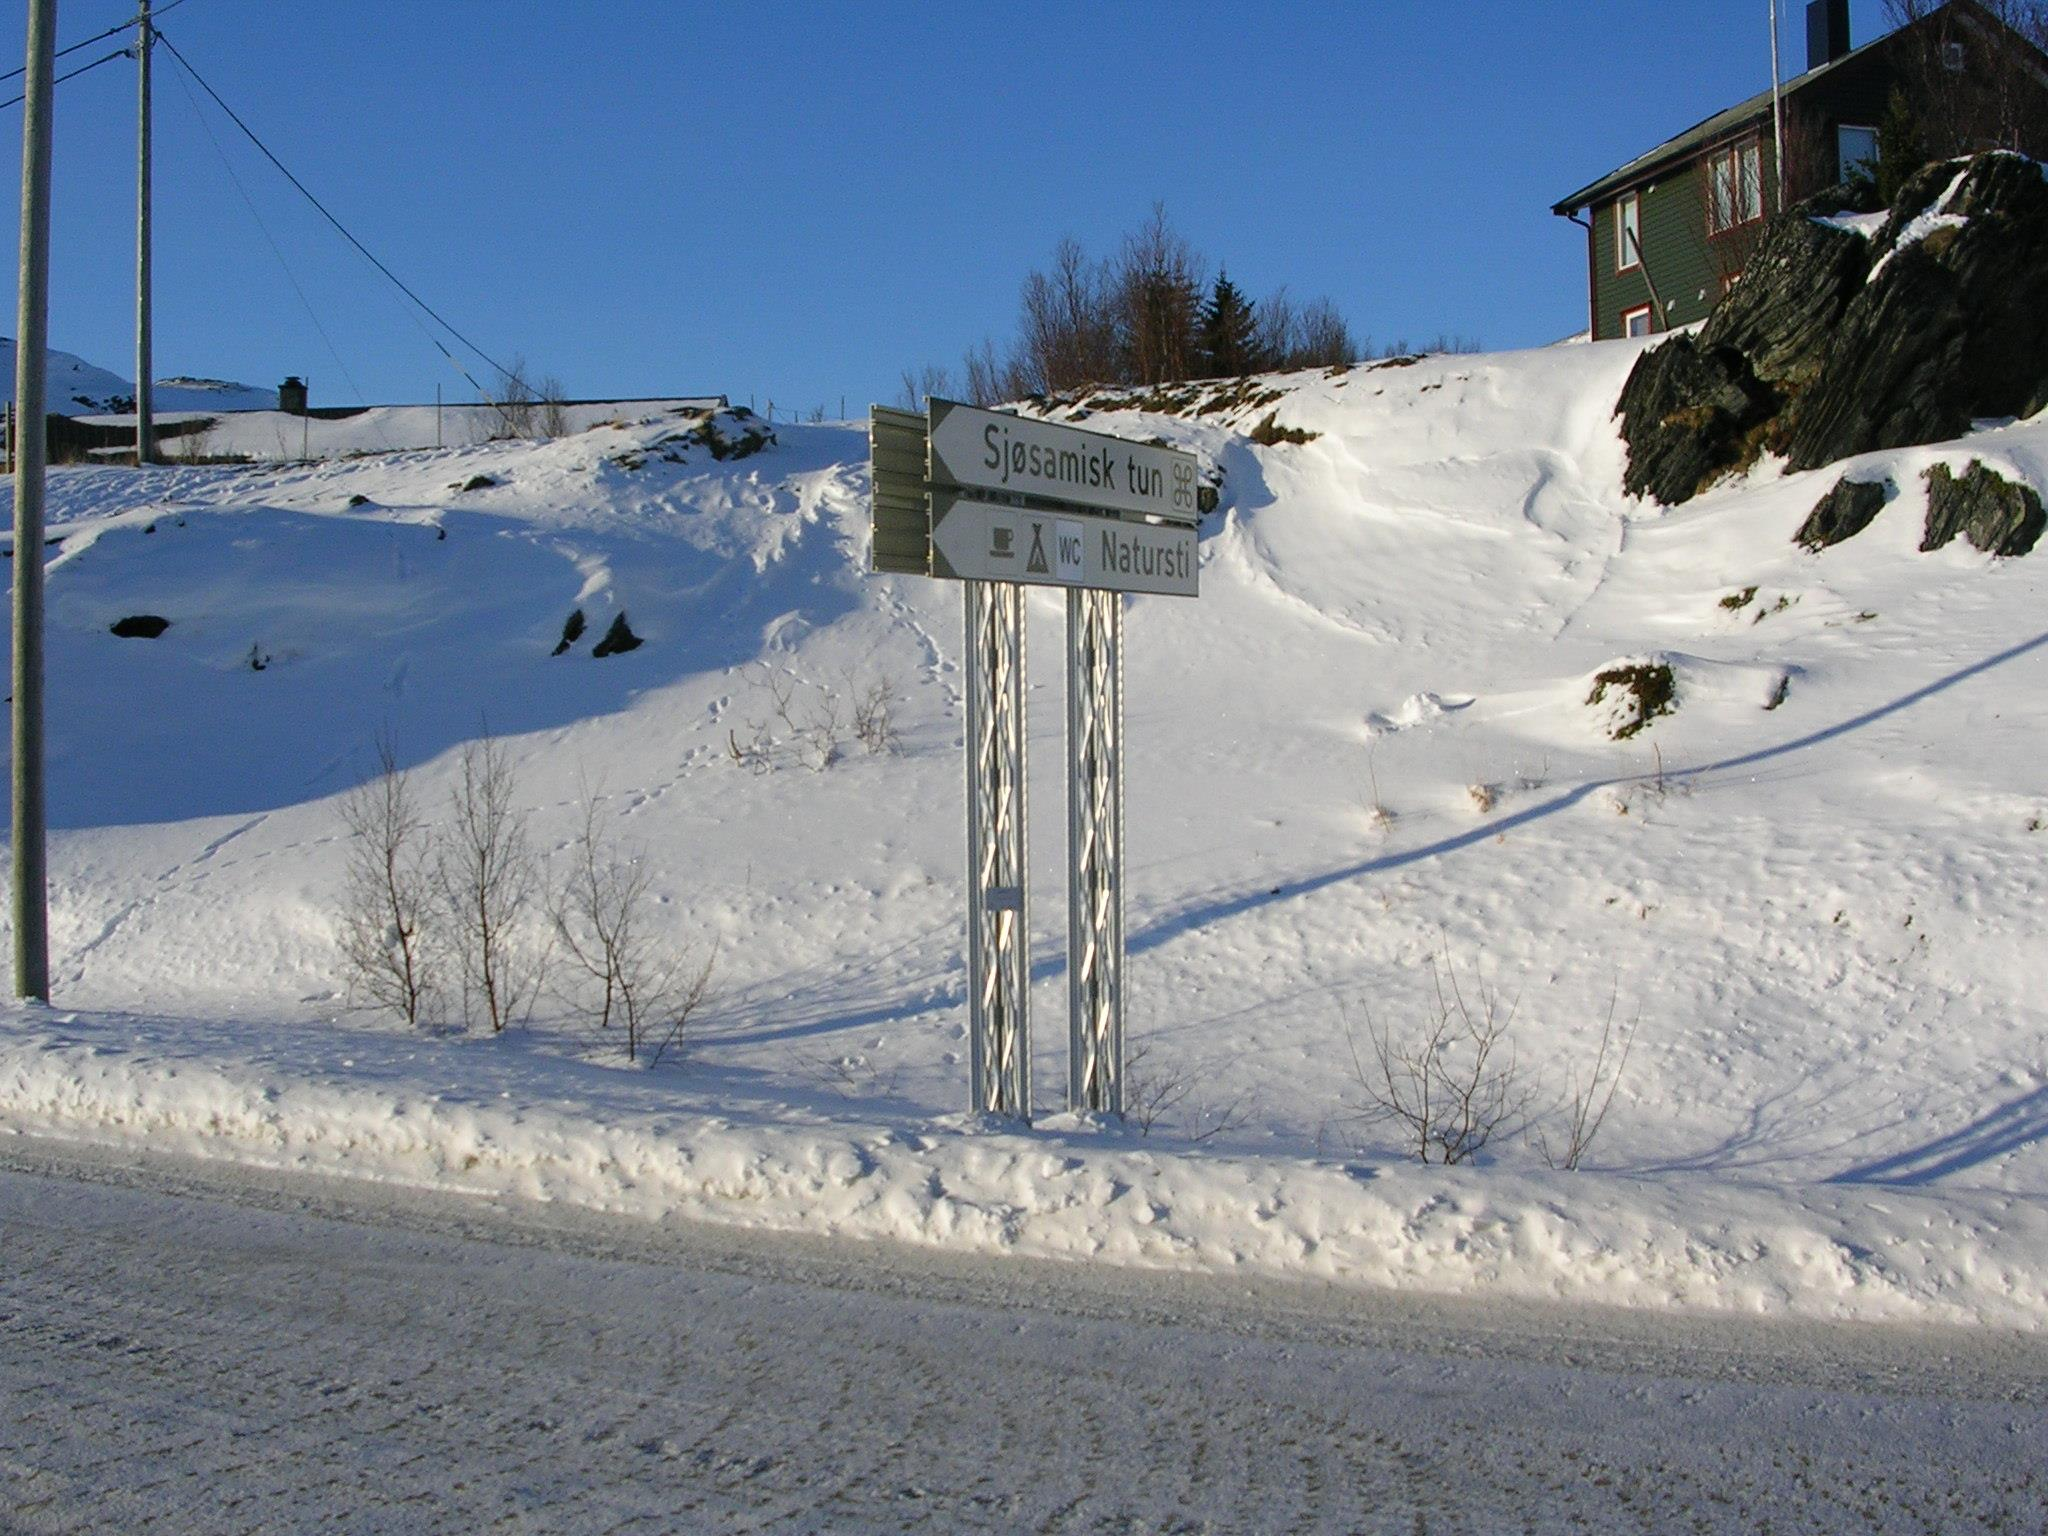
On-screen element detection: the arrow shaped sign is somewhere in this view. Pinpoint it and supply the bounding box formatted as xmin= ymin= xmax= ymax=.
xmin=928 ymin=399 xmax=1200 ymax=525
xmin=931 ymin=493 xmax=1198 ymax=598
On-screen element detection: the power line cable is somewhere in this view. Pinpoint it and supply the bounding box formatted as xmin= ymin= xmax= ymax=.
xmin=165 ymin=50 xmax=394 ymax=449
xmin=0 ymin=46 xmax=130 ymax=111
xmin=154 ymin=28 xmax=513 ymax=394
xmin=0 ymin=0 xmax=192 ymax=86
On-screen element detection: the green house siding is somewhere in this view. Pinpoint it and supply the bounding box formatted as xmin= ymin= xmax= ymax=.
xmin=1589 ymin=135 xmax=1781 ymax=340
xmin=1560 ymin=6 xmax=2048 ymax=342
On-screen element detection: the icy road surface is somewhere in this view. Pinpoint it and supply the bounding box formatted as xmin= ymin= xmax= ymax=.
xmin=2 ymin=1136 xmax=2043 ymax=1535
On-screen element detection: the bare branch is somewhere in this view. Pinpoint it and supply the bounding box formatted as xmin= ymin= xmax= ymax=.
xmin=337 ymin=733 xmax=439 ymax=1028
xmin=435 ymin=731 xmax=545 ymax=1033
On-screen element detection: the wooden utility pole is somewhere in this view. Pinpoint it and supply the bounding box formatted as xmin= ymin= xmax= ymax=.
xmin=135 ymin=0 xmax=153 ymax=466
xmin=13 ymin=0 xmax=57 ymax=1001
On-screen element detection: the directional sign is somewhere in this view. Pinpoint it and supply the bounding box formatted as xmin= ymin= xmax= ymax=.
xmin=928 ymin=399 xmax=1200 ymax=526
xmin=931 ymin=493 xmax=1198 ymax=598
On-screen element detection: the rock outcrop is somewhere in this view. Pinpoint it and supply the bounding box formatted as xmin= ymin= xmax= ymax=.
xmin=1620 ymin=154 xmax=2048 ymax=505
xmin=1921 ymin=461 xmax=2045 ymax=557
xmin=590 ymin=612 xmax=643 ymax=658
xmin=1795 ymin=476 xmax=1891 ymax=551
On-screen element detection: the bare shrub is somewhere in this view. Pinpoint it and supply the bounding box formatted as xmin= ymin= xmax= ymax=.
xmin=769 ymin=669 xmax=845 ymax=771
xmin=539 ymin=374 xmax=570 ymax=440
xmin=437 ymin=732 xmax=546 ymax=1032
xmin=175 ymin=420 xmax=218 ymax=463
xmin=487 ymin=355 xmax=538 ymax=439
xmin=551 ymin=781 xmax=711 ymax=1065
xmin=1124 ymin=1040 xmax=1255 ymax=1142
xmin=798 ymin=1048 xmax=903 ymax=1102
xmin=1339 ymin=950 xmax=1530 ymax=1165
xmin=1290 ymin=297 xmax=1358 ymax=369
xmin=1254 ymin=289 xmax=1298 ymax=372
xmin=337 ymin=735 xmax=439 ymax=1028
xmin=896 ymin=363 xmax=956 ymax=411
xmin=1124 ymin=1038 xmax=1194 ymax=1135
xmin=850 ymin=672 xmax=902 ymax=755
xmin=725 ymin=665 xmax=861 ymax=772
xmin=1256 ymin=289 xmax=1365 ymax=372
xmin=1363 ymin=742 xmax=1395 ymax=832
xmin=726 ymin=720 xmax=774 ymax=774
xmin=1537 ymin=986 xmax=1640 ymax=1172
xmin=1017 ymin=236 xmax=1119 ymax=395
xmin=962 ymin=335 xmax=1028 ymax=407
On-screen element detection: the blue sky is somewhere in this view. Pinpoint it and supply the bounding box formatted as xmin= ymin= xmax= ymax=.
xmin=0 ymin=0 xmax=1899 ymax=414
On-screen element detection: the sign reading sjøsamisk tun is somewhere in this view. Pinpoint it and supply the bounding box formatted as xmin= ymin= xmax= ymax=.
xmin=928 ymin=400 xmax=1201 ymax=526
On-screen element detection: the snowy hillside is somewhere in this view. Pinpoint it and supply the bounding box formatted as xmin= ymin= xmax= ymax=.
xmin=3 ymin=355 xmax=2046 ymax=1326
xmin=0 ymin=338 xmax=275 ymax=414
xmin=152 ymin=376 xmax=281 ymax=414
xmin=0 ymin=338 xmax=137 ymax=414
xmin=74 ymin=396 xmax=729 ymax=458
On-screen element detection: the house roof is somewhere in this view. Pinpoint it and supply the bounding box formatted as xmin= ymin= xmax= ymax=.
xmin=1550 ymin=32 xmax=1886 ymax=216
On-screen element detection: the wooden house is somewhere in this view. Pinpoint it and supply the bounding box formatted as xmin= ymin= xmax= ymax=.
xmin=1552 ymin=0 xmax=2048 ymax=341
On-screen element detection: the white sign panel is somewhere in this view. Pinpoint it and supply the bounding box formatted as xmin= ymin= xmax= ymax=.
xmin=931 ymin=494 xmax=1198 ymax=598
xmin=928 ymin=399 xmax=1200 ymax=526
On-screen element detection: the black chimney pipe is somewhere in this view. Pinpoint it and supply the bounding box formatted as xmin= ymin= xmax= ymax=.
xmin=1807 ymin=0 xmax=1852 ymax=70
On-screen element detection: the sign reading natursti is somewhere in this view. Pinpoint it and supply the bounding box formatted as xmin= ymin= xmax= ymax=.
xmin=929 ymin=399 xmax=1200 ymax=526
xmin=931 ymin=493 xmax=1198 ymax=598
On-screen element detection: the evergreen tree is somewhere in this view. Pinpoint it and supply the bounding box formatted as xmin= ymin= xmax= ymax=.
xmin=1875 ymin=85 xmax=1929 ymax=206
xmin=1198 ymin=270 xmax=1260 ymax=377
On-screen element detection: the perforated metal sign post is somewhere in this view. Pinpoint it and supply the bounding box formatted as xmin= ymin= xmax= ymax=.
xmin=1065 ymin=585 xmax=1123 ymax=1114
xmin=869 ymin=400 xmax=1198 ymax=1122
xmin=964 ymin=579 xmax=1030 ymax=1118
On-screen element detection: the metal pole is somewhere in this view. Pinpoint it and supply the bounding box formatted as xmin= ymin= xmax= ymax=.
xmin=1066 ymin=587 xmax=1124 ymax=1115
xmin=1770 ymin=0 xmax=1788 ymax=212
xmin=13 ymin=0 xmax=57 ymax=1001
xmin=134 ymin=0 xmax=152 ymax=467
xmin=435 ymin=383 xmax=442 ymax=449
xmin=964 ymin=579 xmax=1029 ymax=1118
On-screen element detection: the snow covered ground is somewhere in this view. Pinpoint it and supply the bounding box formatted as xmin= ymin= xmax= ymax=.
xmin=2 ymin=344 xmax=2045 ymax=1327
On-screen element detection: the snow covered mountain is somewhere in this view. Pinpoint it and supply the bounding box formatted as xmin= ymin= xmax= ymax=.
xmin=2 ymin=350 xmax=2044 ymax=1326
xmin=0 ymin=338 xmax=274 ymax=414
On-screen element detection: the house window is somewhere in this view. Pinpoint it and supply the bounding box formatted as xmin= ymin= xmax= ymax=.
xmin=1616 ymin=192 xmax=1642 ymax=272
xmin=1838 ymin=124 xmax=1879 ymax=183
xmin=1708 ymin=139 xmax=1764 ymax=233
xmin=1621 ymin=304 xmax=1654 ymax=339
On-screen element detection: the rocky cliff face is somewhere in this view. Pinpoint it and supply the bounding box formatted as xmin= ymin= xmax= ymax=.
xmin=1618 ymin=153 xmax=2048 ymax=505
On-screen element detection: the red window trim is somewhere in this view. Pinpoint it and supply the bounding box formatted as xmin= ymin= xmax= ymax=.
xmin=1705 ymin=136 xmax=1766 ymax=238
xmin=1620 ymin=303 xmax=1655 ymax=339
